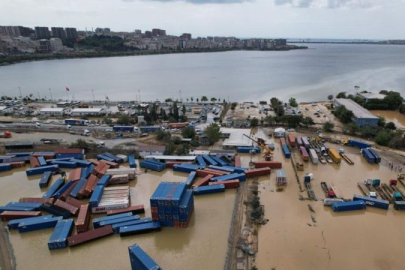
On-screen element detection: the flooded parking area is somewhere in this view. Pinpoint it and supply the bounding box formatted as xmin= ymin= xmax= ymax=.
xmin=371 ymin=110 xmax=405 ymax=129
xmin=0 ymin=168 xmax=235 ymax=270
xmin=255 ymin=141 xmax=405 ymax=270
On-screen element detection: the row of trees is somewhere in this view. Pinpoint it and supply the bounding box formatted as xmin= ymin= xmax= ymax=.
xmin=165 ymin=96 xmax=227 ymax=103
xmin=335 ymin=90 xmax=403 ymax=111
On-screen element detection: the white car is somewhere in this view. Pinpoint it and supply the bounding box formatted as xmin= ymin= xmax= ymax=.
xmin=105 ymin=128 xmax=113 ymax=132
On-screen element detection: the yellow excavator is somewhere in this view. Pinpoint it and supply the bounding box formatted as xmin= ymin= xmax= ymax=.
xmin=243 ymin=134 xmax=273 ymax=158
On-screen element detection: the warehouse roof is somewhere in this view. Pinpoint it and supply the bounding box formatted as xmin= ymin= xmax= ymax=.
xmin=145 ymin=155 xmax=196 ymax=161
xmin=40 ymin=108 xmax=65 ymax=112
xmin=137 ymin=145 xmax=166 ymax=152
xmin=222 ymin=128 xmax=253 ymax=147
xmin=71 ymin=108 xmax=105 ymax=113
xmin=334 ymin=99 xmax=378 ymax=119
xmin=357 ymin=93 xmax=386 ymax=100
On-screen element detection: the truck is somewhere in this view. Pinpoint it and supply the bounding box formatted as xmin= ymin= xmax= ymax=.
xmin=393 ymin=192 xmax=405 ymax=210
xmin=0 ymin=131 xmax=12 ymax=138
xmin=64 ymin=119 xmax=89 ymax=126
xmin=168 ymin=122 xmax=190 ymax=129
xmin=82 ymin=129 xmax=90 ymax=136
xmin=328 ymin=148 xmax=342 ymax=164
xmin=299 ymin=146 xmax=309 ymax=162
xmin=345 ymin=139 xmax=371 ymax=149
xmin=139 ymin=126 xmax=161 ymax=133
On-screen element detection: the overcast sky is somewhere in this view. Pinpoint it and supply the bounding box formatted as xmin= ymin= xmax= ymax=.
xmin=1 ymin=0 xmax=404 ymax=39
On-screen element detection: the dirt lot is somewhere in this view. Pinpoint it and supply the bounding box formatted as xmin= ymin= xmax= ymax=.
xmin=299 ymin=102 xmax=342 ymax=131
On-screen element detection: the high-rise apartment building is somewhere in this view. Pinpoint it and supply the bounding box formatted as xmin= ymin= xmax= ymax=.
xmin=35 ymin=27 xmax=51 ymax=39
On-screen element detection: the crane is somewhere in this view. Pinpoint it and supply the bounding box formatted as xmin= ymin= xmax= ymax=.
xmin=243 ymin=134 xmax=272 ymax=157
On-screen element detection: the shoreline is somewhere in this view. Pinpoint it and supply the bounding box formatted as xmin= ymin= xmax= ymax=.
xmin=0 ymin=46 xmax=308 ymax=67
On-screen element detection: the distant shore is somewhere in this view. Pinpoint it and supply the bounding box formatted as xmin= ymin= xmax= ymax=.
xmin=0 ymin=46 xmax=307 ymax=67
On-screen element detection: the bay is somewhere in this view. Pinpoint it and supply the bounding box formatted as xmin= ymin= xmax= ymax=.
xmin=1 ymin=43 xmax=405 ymax=102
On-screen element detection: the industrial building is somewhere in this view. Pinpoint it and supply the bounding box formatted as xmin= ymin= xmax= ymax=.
xmin=70 ymin=108 xmax=106 ymax=116
xmin=334 ymin=99 xmax=379 ymax=126
xmin=40 ymin=108 xmax=65 ymax=116
xmin=136 ymin=145 xmax=166 ymax=158
xmin=356 ymin=92 xmax=386 ymax=103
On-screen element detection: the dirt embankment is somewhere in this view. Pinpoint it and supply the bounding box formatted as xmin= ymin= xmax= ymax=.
xmin=0 ymin=226 xmax=15 ymax=270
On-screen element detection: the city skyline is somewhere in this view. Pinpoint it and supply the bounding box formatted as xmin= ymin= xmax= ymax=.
xmin=1 ymin=0 xmax=404 ymax=40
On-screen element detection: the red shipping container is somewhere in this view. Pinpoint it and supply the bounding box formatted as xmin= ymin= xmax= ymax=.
xmin=254 ymin=161 xmax=282 ymax=169
xmin=84 ymin=174 xmax=99 ymax=197
xmin=97 ymin=164 xmax=110 ymax=178
xmin=288 ymin=134 xmax=296 ymax=147
xmin=196 ymin=169 xmax=228 ymax=178
xmin=59 ymin=182 xmax=78 ymax=201
xmin=100 ymin=160 xmax=119 ymax=168
xmin=106 ymin=205 xmax=145 ymax=216
xmin=76 ymin=204 xmax=91 ymax=233
xmin=192 ymin=174 xmax=213 ymax=188
xmin=8 ymin=162 xmax=25 ymax=168
xmin=174 ymin=221 xmax=180 ymax=228
xmin=209 ymin=179 xmax=240 ymax=189
xmin=54 ymin=199 xmax=79 ymax=215
xmin=19 ymin=197 xmax=54 ymax=204
xmin=92 ymin=163 xmax=105 ymax=175
xmin=89 ymin=159 xmax=100 ymax=166
xmin=68 ymin=168 xmax=82 ymax=182
xmin=30 ymin=156 xmax=40 ymax=168
xmin=66 ymin=196 xmax=86 ymax=209
xmin=68 ymin=225 xmax=113 ymax=247
xmin=0 ymin=211 xmax=42 ymax=221
xmin=245 ymin=167 xmax=271 ymax=178
xmin=234 ymin=156 xmax=241 ymax=167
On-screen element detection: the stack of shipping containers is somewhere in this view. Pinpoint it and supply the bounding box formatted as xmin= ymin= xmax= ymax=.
xmin=150 ymin=182 xmax=194 ymax=228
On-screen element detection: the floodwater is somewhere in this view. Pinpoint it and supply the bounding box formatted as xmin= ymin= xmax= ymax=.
xmin=1 ymin=44 xmax=405 ymax=102
xmin=371 ymin=110 xmax=405 ymax=129
xmin=255 ymin=141 xmax=405 ymax=270
xmin=0 ymin=167 xmax=236 ymax=270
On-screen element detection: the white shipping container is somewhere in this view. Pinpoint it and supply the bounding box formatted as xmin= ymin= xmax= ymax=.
xmin=107 ymin=168 xmax=136 ymax=180
xmin=309 ymin=149 xmax=319 ymax=165
xmin=116 ymin=154 xmax=128 ymax=163
xmin=109 ymin=174 xmax=129 ymax=184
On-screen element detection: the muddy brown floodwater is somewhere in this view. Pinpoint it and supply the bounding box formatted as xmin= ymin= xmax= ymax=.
xmin=254 ymin=141 xmax=405 ymax=270
xmin=0 ymin=167 xmax=236 ymax=270
xmin=371 ymin=110 xmax=405 ymax=129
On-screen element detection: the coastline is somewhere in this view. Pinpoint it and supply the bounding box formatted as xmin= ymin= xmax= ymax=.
xmin=0 ymin=46 xmax=308 ymax=67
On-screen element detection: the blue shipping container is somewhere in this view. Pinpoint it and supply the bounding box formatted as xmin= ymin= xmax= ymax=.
xmin=367 ymin=148 xmax=381 ymax=164
xmin=185 ymin=171 xmax=197 ymax=188
xmin=18 ymin=216 xmax=63 ymax=233
xmin=56 ymin=153 xmax=84 ymax=160
xmin=353 ymin=195 xmax=389 ymax=210
xmin=211 ymin=173 xmax=246 ymax=182
xmin=361 ymin=149 xmax=375 ymax=164
xmin=282 ymin=145 xmax=291 ymax=158
xmin=0 ymin=164 xmax=12 ymax=172
xmin=26 ymin=165 xmax=59 ymax=176
xmin=48 ymin=219 xmax=74 ymax=250
xmin=89 ymin=185 xmax=104 ymax=207
xmin=196 ymin=156 xmax=207 ymax=167
xmin=97 ymin=174 xmax=111 ymax=187
xmin=119 ymin=221 xmax=161 ymax=236
xmin=210 ymin=156 xmax=228 ymax=166
xmin=51 ymin=161 xmax=77 ymax=169
xmin=70 ymin=159 xmax=91 ymax=167
xmin=112 ymin=217 xmax=152 ymax=233
xmin=348 ymin=139 xmax=371 ymax=149
xmin=332 ymin=200 xmax=366 ymax=212
xmin=140 ymin=160 xmax=165 ymax=172
xmin=128 ymin=154 xmax=137 ymax=168
xmin=69 ymin=178 xmax=87 ymax=198
xmin=172 ymin=164 xmax=200 ymax=173
xmin=39 ymin=171 xmax=53 ymax=188
xmin=193 ymin=184 xmax=225 ymax=195
xmin=37 ymin=156 xmax=47 ymax=166
xmin=52 ymin=181 xmax=74 ymax=199
xmin=43 ymin=178 xmax=65 ymax=198
xmin=97 ymin=215 xmax=140 ymax=228
xmin=128 ymin=244 xmax=162 ymax=270
xmin=202 ymin=155 xmax=218 ymax=166
xmin=93 ymin=212 xmax=133 ymax=228
xmin=8 ymin=215 xmax=54 ymax=230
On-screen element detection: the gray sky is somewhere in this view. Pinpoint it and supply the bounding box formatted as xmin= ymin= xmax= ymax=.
xmin=1 ymin=0 xmax=404 ymax=39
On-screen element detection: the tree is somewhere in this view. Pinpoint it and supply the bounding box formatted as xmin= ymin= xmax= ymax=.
xmin=156 ymin=130 xmax=171 ymax=141
xmin=211 ymin=97 xmax=217 ymax=102
xmin=70 ymin=139 xmax=89 ymax=150
xmin=117 ymin=114 xmax=130 ymax=125
xmin=190 ymin=97 xmax=193 ymax=102
xmin=182 ymin=105 xmax=186 ymax=116
xmin=327 ymin=94 xmax=334 ymax=101
xmin=336 ymin=92 xmax=346 ymax=99
xmin=333 ymin=105 xmax=354 ymax=124
xmin=204 ymin=123 xmax=221 ymax=145
xmin=166 ymin=141 xmax=176 ymax=155
xmin=231 ymin=102 xmax=238 ymax=110
xmin=172 ymin=136 xmax=182 ymax=145
xmin=301 ymin=116 xmax=315 ymax=127
xmin=196 ymin=98 xmax=199 ymax=102
xmin=388 ymin=135 xmax=403 ymax=149
xmin=181 ymin=127 xmax=196 ymax=138
xmin=377 ymin=116 xmax=386 ymax=127
xmin=323 ymin=121 xmax=334 ymax=132
xmin=379 ymin=90 xmax=389 ymax=95
xmin=175 ymin=144 xmax=189 ymax=155
xmin=375 ymin=130 xmax=391 ymax=146
xmin=190 ymin=136 xmax=200 ymax=147
xmin=103 ymin=117 xmax=113 ymax=125
xmin=165 ymin=98 xmax=173 ymax=102
xmin=250 ymin=118 xmax=259 ymax=127
xmin=289 ymin=97 xmax=298 ymax=107
xmin=264 ymin=115 xmax=275 ymax=126
xmin=345 ymin=122 xmax=359 ymax=135
xmin=201 ymin=96 xmax=208 ymax=102
xmin=385 ymin=122 xmax=397 ymax=130
xmin=384 ymin=92 xmax=403 ymax=110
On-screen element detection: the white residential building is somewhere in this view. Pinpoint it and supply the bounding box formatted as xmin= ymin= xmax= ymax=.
xmin=50 ymin=38 xmax=63 ymax=52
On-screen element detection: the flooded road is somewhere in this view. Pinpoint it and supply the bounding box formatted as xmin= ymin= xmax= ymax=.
xmin=0 ymin=167 xmax=235 ymax=270
xmin=371 ymin=110 xmax=405 ymax=129
xmin=255 ymin=142 xmax=405 ymax=270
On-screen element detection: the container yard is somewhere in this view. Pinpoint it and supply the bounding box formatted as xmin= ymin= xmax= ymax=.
xmin=1 ymin=128 xmax=405 ymax=270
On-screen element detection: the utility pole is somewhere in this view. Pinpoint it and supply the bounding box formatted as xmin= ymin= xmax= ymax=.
xmin=18 ymin=87 xmax=22 ymax=99
xmin=179 ymin=90 xmax=182 ymax=102
xmin=49 ymin=88 xmax=53 ymax=100
xmin=138 ymin=90 xmax=141 ymax=103
xmin=92 ymin=89 xmax=95 ymax=103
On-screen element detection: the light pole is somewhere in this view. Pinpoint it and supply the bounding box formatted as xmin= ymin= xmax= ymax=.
xmin=179 ymin=90 xmax=182 ymax=102
xmin=138 ymin=90 xmax=141 ymax=103
xmin=18 ymin=87 xmax=22 ymax=99
xmin=49 ymin=88 xmax=53 ymax=101
xmin=92 ymin=89 xmax=95 ymax=103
